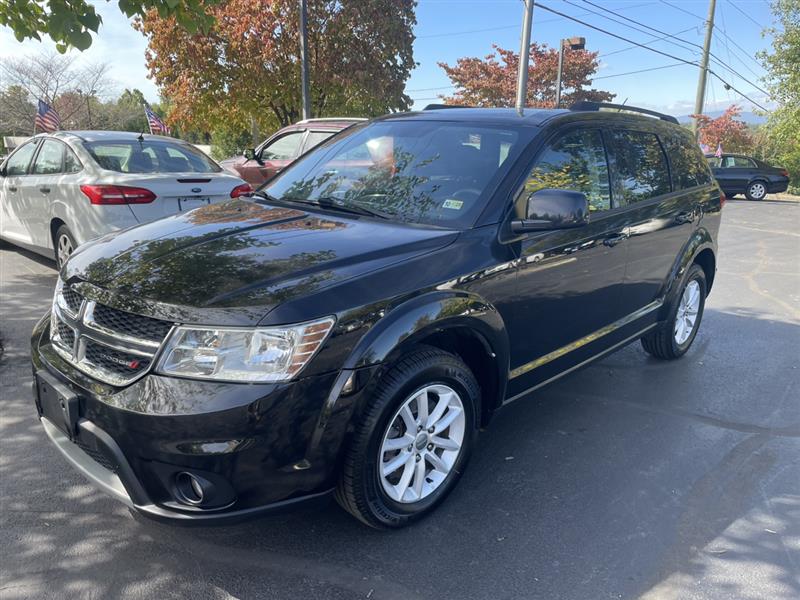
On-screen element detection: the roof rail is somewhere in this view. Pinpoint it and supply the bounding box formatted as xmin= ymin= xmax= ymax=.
xmin=296 ymin=117 xmax=367 ymax=124
xmin=569 ymin=101 xmax=679 ymax=124
xmin=422 ymin=103 xmax=473 ymax=110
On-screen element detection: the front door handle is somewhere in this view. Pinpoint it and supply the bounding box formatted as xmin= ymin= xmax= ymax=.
xmin=8 ymin=186 xmax=17 ymax=192
xmin=40 ymin=187 xmax=51 ymax=194
xmin=603 ymin=231 xmax=629 ymax=247
xmin=675 ymin=211 xmax=694 ymax=224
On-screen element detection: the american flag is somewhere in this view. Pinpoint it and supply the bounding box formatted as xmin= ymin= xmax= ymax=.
xmin=143 ymin=103 xmax=170 ymax=135
xmin=714 ymin=143 xmax=723 ymax=158
xmin=35 ymin=99 xmax=61 ymax=133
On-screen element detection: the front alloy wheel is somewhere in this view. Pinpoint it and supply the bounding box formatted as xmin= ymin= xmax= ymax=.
xmin=336 ymin=346 xmax=479 ymax=528
xmin=379 ymin=384 xmax=466 ymax=504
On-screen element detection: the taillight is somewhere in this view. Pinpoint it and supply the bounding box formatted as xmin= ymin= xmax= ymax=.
xmin=80 ymin=185 xmax=156 ymax=205
xmin=780 ymin=169 xmax=789 ymax=178
xmin=719 ymin=191 xmax=726 ymax=208
xmin=230 ymin=183 xmax=253 ymax=198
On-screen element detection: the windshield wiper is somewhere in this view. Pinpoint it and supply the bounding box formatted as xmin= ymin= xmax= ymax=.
xmin=254 ymin=192 xmax=390 ymax=220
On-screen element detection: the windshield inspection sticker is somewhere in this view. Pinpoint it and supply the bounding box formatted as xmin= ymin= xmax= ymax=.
xmin=442 ymin=199 xmax=464 ymax=210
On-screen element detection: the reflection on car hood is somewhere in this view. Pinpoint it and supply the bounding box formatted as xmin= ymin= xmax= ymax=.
xmin=64 ymin=199 xmax=458 ymax=320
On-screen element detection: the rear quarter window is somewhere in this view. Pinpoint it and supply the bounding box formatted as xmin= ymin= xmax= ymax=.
xmin=663 ymin=134 xmax=712 ymax=189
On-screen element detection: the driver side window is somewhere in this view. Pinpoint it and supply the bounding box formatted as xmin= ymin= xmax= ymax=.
xmin=518 ymin=128 xmax=611 ymax=217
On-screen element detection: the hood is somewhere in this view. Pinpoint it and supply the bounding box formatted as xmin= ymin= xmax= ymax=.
xmin=65 ymin=199 xmax=458 ymax=323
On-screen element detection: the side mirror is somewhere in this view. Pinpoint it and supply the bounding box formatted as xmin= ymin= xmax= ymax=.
xmin=510 ymin=189 xmax=589 ymax=233
xmin=243 ymin=148 xmax=256 ymax=161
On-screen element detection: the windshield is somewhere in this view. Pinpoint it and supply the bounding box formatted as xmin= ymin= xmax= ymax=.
xmin=263 ymin=120 xmax=528 ymax=228
xmin=85 ymin=140 xmax=221 ymax=174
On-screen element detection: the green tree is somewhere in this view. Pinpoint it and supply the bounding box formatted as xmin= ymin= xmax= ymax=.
xmin=757 ymin=0 xmax=799 ymax=193
xmin=0 ymin=0 xmax=219 ymax=52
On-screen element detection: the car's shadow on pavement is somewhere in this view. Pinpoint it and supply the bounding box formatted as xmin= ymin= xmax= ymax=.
xmin=3 ymin=298 xmax=797 ymax=598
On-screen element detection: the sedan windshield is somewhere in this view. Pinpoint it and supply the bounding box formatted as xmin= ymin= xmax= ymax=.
xmin=85 ymin=140 xmax=221 ymax=174
xmin=263 ymin=119 xmax=529 ymax=228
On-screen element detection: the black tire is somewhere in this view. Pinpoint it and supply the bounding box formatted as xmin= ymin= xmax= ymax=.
xmin=641 ymin=263 xmax=707 ymax=360
xmin=745 ymin=180 xmax=767 ymax=201
xmin=54 ymin=224 xmax=77 ymax=268
xmin=335 ymin=346 xmax=480 ymax=529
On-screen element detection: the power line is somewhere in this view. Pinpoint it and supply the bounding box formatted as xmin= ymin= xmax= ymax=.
xmin=593 ymin=62 xmax=687 ymax=80
xmin=575 ymin=0 xmax=771 ymax=99
xmin=598 ymin=26 xmax=697 ymax=58
xmin=416 ymin=1 xmax=656 ymax=39
xmin=659 ymin=0 xmax=765 ymax=75
xmin=725 ymin=0 xmax=762 ymax=28
xmin=534 ymin=2 xmax=770 ymax=111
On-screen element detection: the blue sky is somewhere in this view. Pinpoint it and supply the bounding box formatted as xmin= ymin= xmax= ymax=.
xmin=0 ymin=0 xmax=775 ymax=117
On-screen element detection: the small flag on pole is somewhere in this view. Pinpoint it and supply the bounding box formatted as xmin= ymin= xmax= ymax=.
xmin=143 ymin=102 xmax=170 ymax=135
xmin=714 ymin=143 xmax=723 ymax=158
xmin=35 ymin=99 xmax=61 ymax=133
xmin=699 ymin=143 xmax=710 ymax=154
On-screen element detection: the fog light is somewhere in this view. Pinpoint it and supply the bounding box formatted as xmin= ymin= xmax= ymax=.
xmin=175 ymin=471 xmax=206 ymax=505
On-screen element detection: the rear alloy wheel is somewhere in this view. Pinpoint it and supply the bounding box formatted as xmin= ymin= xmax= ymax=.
xmin=55 ymin=225 xmax=76 ymax=268
xmin=745 ymin=180 xmax=767 ymax=201
xmin=335 ymin=346 xmax=479 ymax=528
xmin=641 ymin=263 xmax=707 ymax=360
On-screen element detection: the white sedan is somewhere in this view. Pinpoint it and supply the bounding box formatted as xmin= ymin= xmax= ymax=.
xmin=0 ymin=131 xmax=252 ymax=267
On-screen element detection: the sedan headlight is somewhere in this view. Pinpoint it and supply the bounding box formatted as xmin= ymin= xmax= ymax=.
xmin=156 ymin=317 xmax=335 ymax=382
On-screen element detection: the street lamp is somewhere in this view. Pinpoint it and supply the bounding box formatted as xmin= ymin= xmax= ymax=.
xmin=555 ymin=36 xmax=586 ymax=108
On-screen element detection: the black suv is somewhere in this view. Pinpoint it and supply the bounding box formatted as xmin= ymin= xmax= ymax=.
xmin=31 ymin=103 xmax=722 ymax=528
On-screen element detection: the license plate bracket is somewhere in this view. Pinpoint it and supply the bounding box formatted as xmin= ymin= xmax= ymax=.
xmin=35 ymin=370 xmax=80 ymax=439
xmin=177 ymin=196 xmax=211 ymax=210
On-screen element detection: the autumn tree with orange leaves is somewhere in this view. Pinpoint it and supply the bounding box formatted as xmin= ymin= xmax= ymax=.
xmin=438 ymin=43 xmax=614 ymax=108
xmin=135 ymin=0 xmax=415 ymax=135
xmin=692 ymin=104 xmax=754 ymax=154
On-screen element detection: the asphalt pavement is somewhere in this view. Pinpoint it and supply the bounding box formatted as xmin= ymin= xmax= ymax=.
xmin=1 ymin=199 xmax=798 ymax=600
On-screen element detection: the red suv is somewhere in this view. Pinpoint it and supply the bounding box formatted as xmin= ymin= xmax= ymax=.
xmin=220 ymin=118 xmax=364 ymax=186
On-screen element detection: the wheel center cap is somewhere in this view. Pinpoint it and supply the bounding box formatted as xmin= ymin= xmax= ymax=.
xmin=415 ymin=433 xmax=429 ymax=451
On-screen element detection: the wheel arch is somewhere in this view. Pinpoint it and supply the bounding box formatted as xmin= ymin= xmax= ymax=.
xmin=343 ymin=291 xmax=510 ymax=426
xmin=659 ymin=227 xmax=716 ymax=319
xmin=50 ymin=217 xmax=67 ymax=250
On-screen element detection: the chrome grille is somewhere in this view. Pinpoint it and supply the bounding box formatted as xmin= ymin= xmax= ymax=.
xmin=50 ymin=280 xmax=173 ymax=386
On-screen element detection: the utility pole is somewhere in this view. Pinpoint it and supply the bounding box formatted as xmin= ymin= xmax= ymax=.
xmin=693 ymin=0 xmax=716 ymax=137
xmin=515 ymin=0 xmax=535 ymax=115
xmin=555 ymin=37 xmax=585 ymax=108
xmin=299 ymin=0 xmax=311 ymax=120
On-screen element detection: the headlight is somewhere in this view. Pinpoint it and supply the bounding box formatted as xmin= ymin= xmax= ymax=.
xmin=156 ymin=317 xmax=335 ymax=382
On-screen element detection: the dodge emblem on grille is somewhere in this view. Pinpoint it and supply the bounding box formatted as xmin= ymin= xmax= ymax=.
xmin=100 ymin=354 xmax=141 ymax=369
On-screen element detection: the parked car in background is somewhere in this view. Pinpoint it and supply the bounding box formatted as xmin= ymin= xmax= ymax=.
xmin=220 ymin=118 xmax=365 ymax=186
xmin=0 ymin=131 xmax=251 ymax=267
xmin=706 ymin=153 xmax=790 ymax=201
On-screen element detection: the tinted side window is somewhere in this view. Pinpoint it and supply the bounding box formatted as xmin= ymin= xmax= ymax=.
xmin=32 ymin=140 xmax=64 ymax=175
xmin=608 ymin=131 xmax=671 ymax=204
xmin=663 ymin=135 xmax=712 ymax=189
xmin=521 ymin=128 xmax=611 ymax=214
xmin=5 ymin=141 xmax=38 ymax=176
xmin=261 ymin=132 xmax=304 ymax=160
xmin=728 ymin=156 xmax=755 ymax=168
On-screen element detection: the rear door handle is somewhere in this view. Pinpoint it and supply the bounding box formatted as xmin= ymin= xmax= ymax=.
xmin=40 ymin=187 xmax=51 ymax=194
xmin=675 ymin=210 xmax=694 ymax=224
xmin=603 ymin=231 xmax=629 ymax=247
xmin=8 ymin=186 xmax=17 ymax=192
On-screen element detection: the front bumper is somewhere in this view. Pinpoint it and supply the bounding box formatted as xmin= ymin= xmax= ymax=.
xmin=30 ymin=313 xmax=366 ymax=523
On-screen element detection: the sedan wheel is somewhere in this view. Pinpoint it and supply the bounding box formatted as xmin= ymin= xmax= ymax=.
xmin=746 ymin=181 xmax=767 ymax=201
